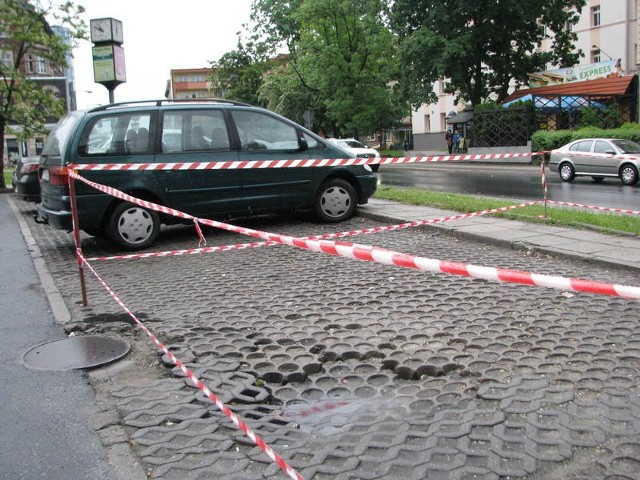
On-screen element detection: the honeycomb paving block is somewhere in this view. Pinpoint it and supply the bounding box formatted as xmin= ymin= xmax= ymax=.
xmin=23 ymin=204 xmax=640 ymax=480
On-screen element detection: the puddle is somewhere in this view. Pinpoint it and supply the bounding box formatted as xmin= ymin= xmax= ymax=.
xmin=282 ymin=397 xmax=396 ymax=434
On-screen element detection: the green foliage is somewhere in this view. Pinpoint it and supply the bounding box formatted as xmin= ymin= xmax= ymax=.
xmin=210 ymin=46 xmax=275 ymax=106
xmin=0 ymin=0 xmax=85 ymax=188
xmin=243 ymin=0 xmax=405 ymax=137
xmin=474 ymin=100 xmax=502 ymax=113
xmin=390 ymin=0 xmax=586 ymax=108
xmin=531 ymin=123 xmax=640 ymax=151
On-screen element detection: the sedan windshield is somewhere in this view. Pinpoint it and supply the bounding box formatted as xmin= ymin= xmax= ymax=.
xmin=612 ymin=139 xmax=640 ymax=154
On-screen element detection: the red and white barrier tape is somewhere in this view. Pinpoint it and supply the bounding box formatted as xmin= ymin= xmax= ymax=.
xmin=78 ymin=252 xmax=304 ymax=480
xmin=86 ymin=202 xmax=538 ymax=262
xmin=69 ymin=151 xmax=542 ymax=172
xmin=70 ymin=171 xmax=640 ymax=299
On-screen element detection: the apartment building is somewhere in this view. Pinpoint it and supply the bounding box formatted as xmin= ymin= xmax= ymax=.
xmin=166 ymin=68 xmax=213 ymax=99
xmin=412 ymin=0 xmax=639 ymax=151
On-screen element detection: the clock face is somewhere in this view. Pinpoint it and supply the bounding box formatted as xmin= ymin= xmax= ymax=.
xmin=111 ymin=19 xmax=123 ymax=44
xmin=90 ymin=18 xmax=113 ymax=43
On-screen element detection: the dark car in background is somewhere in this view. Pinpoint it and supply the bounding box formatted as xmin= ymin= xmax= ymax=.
xmin=549 ymin=138 xmax=640 ymax=185
xmin=12 ymin=156 xmax=41 ymax=202
xmin=37 ymin=99 xmax=377 ymax=250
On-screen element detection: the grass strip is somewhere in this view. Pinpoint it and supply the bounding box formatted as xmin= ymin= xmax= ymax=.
xmin=374 ymin=185 xmax=640 ymax=236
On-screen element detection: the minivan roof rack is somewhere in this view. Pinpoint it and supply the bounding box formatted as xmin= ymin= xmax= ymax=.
xmin=88 ymin=98 xmax=252 ymax=113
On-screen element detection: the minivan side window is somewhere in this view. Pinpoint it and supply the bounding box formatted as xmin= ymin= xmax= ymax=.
xmin=161 ymin=110 xmax=229 ymax=153
xmin=78 ymin=114 xmax=151 ymax=156
xmin=232 ymin=110 xmax=299 ymax=151
xmin=303 ymin=132 xmax=321 ymax=150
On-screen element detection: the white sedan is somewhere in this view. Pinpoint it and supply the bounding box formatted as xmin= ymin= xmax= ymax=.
xmin=549 ymin=138 xmax=640 ymax=185
xmin=327 ymin=138 xmax=381 ymax=172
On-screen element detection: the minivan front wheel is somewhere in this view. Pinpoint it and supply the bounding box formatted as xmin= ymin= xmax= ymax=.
xmin=314 ymin=178 xmax=357 ymax=222
xmin=107 ymin=202 xmax=160 ymax=250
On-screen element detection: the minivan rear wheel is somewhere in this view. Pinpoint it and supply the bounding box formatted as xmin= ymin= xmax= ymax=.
xmin=314 ymin=178 xmax=357 ymax=222
xmin=107 ymin=202 xmax=160 ymax=250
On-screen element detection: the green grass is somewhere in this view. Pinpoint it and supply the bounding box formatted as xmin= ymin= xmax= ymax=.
xmin=374 ymin=185 xmax=640 ymax=236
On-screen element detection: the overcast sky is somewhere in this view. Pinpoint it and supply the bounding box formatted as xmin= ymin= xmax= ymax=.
xmin=72 ymin=0 xmax=253 ymax=108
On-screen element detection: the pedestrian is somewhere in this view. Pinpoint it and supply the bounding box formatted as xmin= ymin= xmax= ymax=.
xmin=445 ymin=128 xmax=453 ymax=154
xmin=452 ymin=129 xmax=461 ymax=153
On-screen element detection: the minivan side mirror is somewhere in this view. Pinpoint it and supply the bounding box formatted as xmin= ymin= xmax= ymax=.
xmin=298 ymin=136 xmax=309 ymax=152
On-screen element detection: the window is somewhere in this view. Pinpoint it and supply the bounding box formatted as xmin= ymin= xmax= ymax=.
xmin=161 ymin=110 xmax=229 ymax=153
xmin=592 ymin=5 xmax=600 ymax=26
xmin=594 ymin=140 xmax=611 ymax=154
xmin=424 ymin=114 xmax=430 ymax=132
xmin=592 ymin=49 xmax=601 ymax=63
xmin=35 ymin=137 xmax=44 ymax=155
xmin=1 ymin=50 xmax=13 ymax=68
xmin=26 ymin=54 xmax=47 ymax=74
xmin=232 ymin=110 xmax=300 ymax=151
xmin=569 ymin=140 xmax=593 ymax=153
xmin=78 ymin=113 xmax=152 ymax=156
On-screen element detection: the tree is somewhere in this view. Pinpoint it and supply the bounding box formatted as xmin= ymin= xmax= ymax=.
xmin=0 ymin=0 xmax=85 ymax=188
xmin=248 ymin=0 xmax=405 ymax=137
xmin=209 ymin=44 xmax=274 ymax=106
xmin=390 ymin=0 xmax=585 ymax=109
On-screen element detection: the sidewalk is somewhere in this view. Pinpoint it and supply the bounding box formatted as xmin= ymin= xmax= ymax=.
xmin=359 ymin=197 xmax=640 ymax=271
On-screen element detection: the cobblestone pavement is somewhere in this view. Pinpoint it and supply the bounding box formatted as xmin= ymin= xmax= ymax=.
xmin=14 ymin=198 xmax=640 ymax=480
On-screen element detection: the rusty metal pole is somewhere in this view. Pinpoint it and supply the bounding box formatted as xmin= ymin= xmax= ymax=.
xmin=68 ymin=170 xmax=88 ymax=306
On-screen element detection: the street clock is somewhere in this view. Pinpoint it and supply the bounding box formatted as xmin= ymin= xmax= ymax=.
xmin=90 ymin=18 xmax=123 ymax=44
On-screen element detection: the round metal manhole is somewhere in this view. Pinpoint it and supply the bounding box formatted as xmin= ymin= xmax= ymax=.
xmin=23 ymin=335 xmax=130 ymax=371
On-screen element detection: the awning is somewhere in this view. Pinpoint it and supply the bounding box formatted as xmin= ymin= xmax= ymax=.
xmin=502 ymin=74 xmax=636 ymax=104
xmin=446 ymin=110 xmax=474 ymax=124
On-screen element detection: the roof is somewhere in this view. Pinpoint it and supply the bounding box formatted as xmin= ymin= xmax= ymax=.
xmin=446 ymin=110 xmax=474 ymax=124
xmin=503 ymin=74 xmax=636 ymax=104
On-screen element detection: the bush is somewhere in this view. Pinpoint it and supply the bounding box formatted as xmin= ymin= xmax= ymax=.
xmin=532 ymin=123 xmax=640 ymax=152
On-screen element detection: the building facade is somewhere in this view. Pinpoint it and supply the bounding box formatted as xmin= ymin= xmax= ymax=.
xmin=167 ymin=68 xmax=213 ymax=99
xmin=1 ymin=19 xmax=74 ymax=164
xmin=412 ymin=0 xmax=640 ymax=151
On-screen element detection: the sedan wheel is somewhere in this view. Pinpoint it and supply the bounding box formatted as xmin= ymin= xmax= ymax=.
xmin=314 ymin=178 xmax=357 ymax=222
xmin=559 ymin=162 xmax=575 ymax=182
xmin=108 ymin=202 xmax=160 ymax=250
xmin=620 ymin=164 xmax=639 ymax=186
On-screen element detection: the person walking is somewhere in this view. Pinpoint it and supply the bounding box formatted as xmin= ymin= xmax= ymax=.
xmin=445 ymin=129 xmax=453 ymax=154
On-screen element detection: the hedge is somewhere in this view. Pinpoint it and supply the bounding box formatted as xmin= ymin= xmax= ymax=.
xmin=532 ymin=123 xmax=640 ymax=153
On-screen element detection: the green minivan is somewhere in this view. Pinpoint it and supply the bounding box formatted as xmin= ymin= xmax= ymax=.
xmin=37 ymin=99 xmax=377 ymax=249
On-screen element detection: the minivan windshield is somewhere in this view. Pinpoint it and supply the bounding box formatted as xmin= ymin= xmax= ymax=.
xmin=41 ymin=111 xmax=84 ymax=157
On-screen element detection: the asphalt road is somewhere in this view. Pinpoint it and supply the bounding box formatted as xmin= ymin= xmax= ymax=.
xmin=377 ymin=163 xmax=640 ymax=210
xmin=0 ymin=194 xmax=115 ymax=480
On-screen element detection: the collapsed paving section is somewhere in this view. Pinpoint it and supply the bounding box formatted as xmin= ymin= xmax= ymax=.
xmin=16 ymin=199 xmax=640 ymax=480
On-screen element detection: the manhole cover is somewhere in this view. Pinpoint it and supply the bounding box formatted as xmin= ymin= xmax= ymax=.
xmin=23 ymin=335 xmax=130 ymax=371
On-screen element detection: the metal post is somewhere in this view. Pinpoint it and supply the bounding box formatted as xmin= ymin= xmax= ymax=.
xmin=68 ymin=172 xmax=89 ymax=306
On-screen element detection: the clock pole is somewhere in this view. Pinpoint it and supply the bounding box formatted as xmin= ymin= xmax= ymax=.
xmin=89 ymin=18 xmax=126 ymax=104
